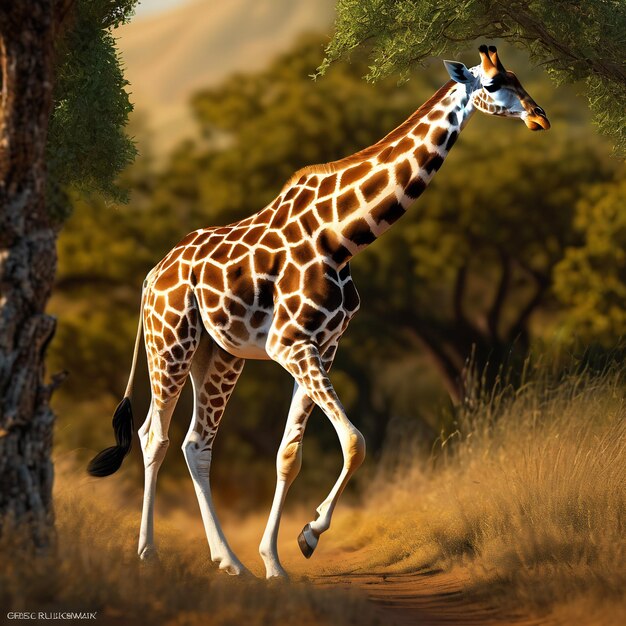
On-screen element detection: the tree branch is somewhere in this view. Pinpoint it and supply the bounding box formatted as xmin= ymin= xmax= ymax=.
xmin=497 ymin=3 xmax=626 ymax=83
xmin=453 ymin=264 xmax=468 ymax=326
xmin=403 ymin=325 xmax=463 ymax=405
xmin=487 ymin=251 xmax=511 ymax=342
xmin=507 ymin=268 xmax=550 ymax=346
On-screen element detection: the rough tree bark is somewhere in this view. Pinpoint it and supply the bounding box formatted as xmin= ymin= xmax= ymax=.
xmin=0 ymin=2 xmax=61 ymax=545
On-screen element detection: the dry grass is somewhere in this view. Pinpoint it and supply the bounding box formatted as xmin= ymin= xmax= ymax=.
xmin=2 ymin=370 xmax=625 ymax=624
xmin=327 ymin=370 xmax=626 ymax=622
xmin=0 ymin=466 xmax=377 ymax=626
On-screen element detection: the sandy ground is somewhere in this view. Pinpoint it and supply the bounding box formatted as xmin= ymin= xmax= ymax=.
xmin=316 ymin=564 xmax=557 ymax=626
xmin=64 ymin=451 xmax=624 ymax=626
xmin=164 ymin=505 xmax=557 ymax=626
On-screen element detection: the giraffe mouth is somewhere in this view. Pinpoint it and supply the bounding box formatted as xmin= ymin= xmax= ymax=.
xmin=524 ymin=114 xmax=551 ymax=131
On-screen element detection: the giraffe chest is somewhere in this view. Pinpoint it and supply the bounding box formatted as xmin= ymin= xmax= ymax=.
xmin=266 ymin=261 xmax=361 ymax=353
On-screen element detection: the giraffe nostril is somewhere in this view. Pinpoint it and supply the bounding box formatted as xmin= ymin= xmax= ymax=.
xmin=533 ymin=106 xmax=546 ymax=117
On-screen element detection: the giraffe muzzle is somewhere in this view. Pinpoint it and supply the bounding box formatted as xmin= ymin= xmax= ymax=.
xmin=524 ymin=107 xmax=550 ymax=131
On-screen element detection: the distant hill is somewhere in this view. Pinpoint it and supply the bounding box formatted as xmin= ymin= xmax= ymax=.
xmin=117 ymin=0 xmax=335 ymax=155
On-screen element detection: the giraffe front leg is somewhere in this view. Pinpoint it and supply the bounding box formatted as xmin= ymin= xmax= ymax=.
xmin=269 ymin=341 xmax=366 ymax=560
xmin=298 ymin=423 xmax=365 ymax=559
xmin=259 ymin=382 xmax=314 ymax=578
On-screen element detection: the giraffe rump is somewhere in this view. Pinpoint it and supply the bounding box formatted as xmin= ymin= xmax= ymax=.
xmin=87 ymin=397 xmax=134 ymax=477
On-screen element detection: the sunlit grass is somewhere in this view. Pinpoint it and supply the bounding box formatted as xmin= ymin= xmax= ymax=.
xmin=2 ymin=369 xmax=625 ymax=624
xmin=328 ymin=369 xmax=626 ymax=621
xmin=0 ymin=465 xmax=376 ymax=626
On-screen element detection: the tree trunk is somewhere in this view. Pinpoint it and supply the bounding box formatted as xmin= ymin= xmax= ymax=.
xmin=0 ymin=3 xmax=59 ymax=546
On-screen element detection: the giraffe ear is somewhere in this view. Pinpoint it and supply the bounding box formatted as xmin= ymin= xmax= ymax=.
xmin=443 ymin=60 xmax=474 ymax=84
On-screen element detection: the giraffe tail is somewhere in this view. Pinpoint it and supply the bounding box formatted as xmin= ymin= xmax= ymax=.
xmin=86 ymin=397 xmax=134 ymax=477
xmin=87 ymin=288 xmax=145 ymax=477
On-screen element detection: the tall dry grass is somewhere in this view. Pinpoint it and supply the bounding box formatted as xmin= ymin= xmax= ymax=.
xmin=0 ymin=466 xmax=376 ymax=626
xmin=327 ymin=369 xmax=626 ymax=621
xmin=2 ymin=369 xmax=625 ymax=624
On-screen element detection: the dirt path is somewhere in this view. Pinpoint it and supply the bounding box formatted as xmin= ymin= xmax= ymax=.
xmin=223 ymin=512 xmax=557 ymax=626
xmin=316 ymin=568 xmax=554 ymax=626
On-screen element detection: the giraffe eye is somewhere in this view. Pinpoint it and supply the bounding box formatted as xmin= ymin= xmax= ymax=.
xmin=483 ymin=75 xmax=504 ymax=93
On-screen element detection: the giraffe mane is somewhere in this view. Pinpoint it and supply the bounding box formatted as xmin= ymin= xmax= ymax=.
xmin=280 ymin=80 xmax=456 ymax=192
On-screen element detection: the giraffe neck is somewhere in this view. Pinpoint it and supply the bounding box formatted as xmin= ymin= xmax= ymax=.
xmin=317 ymin=79 xmax=476 ymax=265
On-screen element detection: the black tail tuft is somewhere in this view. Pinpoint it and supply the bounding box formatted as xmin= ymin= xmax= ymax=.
xmin=87 ymin=397 xmax=134 ymax=477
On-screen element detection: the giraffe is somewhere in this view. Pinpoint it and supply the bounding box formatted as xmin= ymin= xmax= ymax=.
xmin=88 ymin=46 xmax=550 ymax=579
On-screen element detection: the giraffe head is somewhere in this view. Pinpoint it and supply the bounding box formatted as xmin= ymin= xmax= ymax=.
xmin=444 ymin=45 xmax=550 ymax=131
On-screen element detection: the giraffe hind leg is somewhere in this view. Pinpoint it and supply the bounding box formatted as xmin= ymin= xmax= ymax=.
xmin=137 ymin=395 xmax=179 ymax=561
xmin=138 ymin=287 xmax=201 ymax=560
xmin=183 ymin=332 xmax=249 ymax=575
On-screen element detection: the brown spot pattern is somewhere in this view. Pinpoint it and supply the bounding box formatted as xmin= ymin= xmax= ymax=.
xmin=361 ymin=170 xmax=389 ymax=200
xmin=340 ymin=162 xmax=372 ymax=188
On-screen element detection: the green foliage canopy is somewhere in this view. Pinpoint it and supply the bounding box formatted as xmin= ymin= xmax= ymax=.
xmin=47 ymin=0 xmax=138 ymax=219
xmin=321 ymin=0 xmax=626 ymax=154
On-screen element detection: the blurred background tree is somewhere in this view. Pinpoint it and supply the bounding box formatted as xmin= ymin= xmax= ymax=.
xmin=322 ymin=0 xmax=626 ymax=154
xmin=554 ymin=166 xmax=626 ymax=344
xmin=49 ymin=34 xmax=620 ymax=508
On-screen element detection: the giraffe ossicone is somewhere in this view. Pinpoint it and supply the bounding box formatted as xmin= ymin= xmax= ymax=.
xmin=88 ymin=46 xmax=549 ymax=579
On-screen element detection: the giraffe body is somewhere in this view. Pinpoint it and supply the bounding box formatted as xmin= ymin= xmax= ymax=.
xmin=88 ymin=46 xmax=550 ymax=579
xmin=143 ymin=220 xmax=359 ymax=368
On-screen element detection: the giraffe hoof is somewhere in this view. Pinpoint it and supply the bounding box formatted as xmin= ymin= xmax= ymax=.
xmin=266 ymin=568 xmax=290 ymax=581
xmin=298 ymin=523 xmax=318 ymax=559
xmin=220 ymin=562 xmax=249 ymax=576
xmin=214 ymin=554 xmax=251 ymax=577
xmin=138 ymin=546 xmax=158 ymax=562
